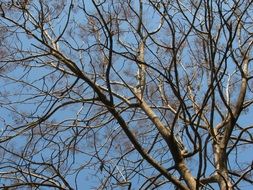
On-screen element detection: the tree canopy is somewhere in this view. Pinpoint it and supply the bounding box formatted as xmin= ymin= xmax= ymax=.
xmin=0 ymin=0 xmax=253 ymax=189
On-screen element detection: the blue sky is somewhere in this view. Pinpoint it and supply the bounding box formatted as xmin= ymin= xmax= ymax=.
xmin=0 ymin=0 xmax=253 ymax=189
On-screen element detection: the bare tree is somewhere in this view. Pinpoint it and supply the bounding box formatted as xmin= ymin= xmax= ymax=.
xmin=0 ymin=0 xmax=253 ymax=189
